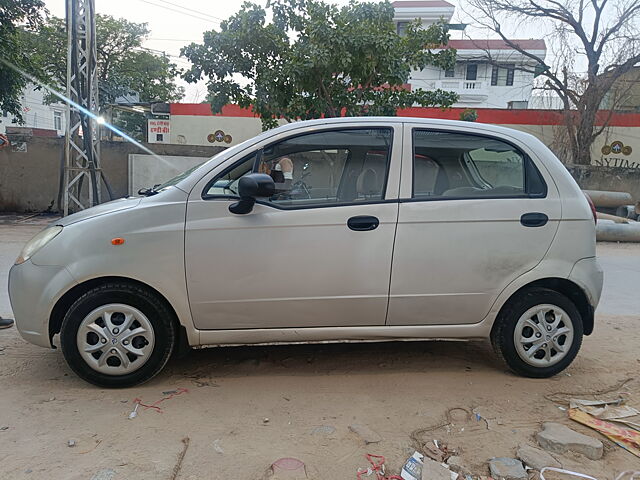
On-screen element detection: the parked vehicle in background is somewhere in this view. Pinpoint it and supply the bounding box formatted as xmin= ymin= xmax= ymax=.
xmin=9 ymin=117 xmax=603 ymax=387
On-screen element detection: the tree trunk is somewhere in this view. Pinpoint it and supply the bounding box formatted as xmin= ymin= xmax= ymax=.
xmin=573 ymin=111 xmax=597 ymax=165
xmin=574 ymin=134 xmax=595 ymax=165
xmin=571 ymin=85 xmax=603 ymax=165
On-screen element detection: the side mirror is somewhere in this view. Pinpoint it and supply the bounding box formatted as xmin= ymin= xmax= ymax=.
xmin=229 ymin=173 xmax=276 ymax=215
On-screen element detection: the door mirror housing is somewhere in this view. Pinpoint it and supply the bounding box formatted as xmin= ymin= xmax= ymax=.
xmin=229 ymin=173 xmax=276 ymax=214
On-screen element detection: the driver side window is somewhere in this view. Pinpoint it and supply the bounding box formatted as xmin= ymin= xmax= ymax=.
xmin=203 ymin=128 xmax=393 ymax=206
xmin=258 ymin=128 xmax=392 ymax=207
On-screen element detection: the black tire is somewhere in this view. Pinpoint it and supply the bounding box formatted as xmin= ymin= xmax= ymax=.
xmin=60 ymin=282 xmax=176 ymax=388
xmin=491 ymin=287 xmax=583 ymax=378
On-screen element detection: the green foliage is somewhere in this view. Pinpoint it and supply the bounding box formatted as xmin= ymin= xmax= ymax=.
xmin=111 ymin=109 xmax=147 ymax=141
xmin=459 ymin=108 xmax=478 ymax=121
xmin=22 ymin=14 xmax=184 ymax=106
xmin=0 ymin=0 xmax=47 ymax=122
xmin=182 ymin=0 xmax=458 ymax=130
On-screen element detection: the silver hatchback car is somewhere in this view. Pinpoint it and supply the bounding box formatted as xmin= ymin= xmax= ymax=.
xmin=9 ymin=117 xmax=603 ymax=387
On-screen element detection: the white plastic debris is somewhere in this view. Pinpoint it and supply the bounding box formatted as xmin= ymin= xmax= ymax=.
xmin=128 ymin=402 xmax=139 ymax=420
xmin=400 ymin=451 xmax=424 ymax=480
xmin=213 ymin=439 xmax=224 ymax=454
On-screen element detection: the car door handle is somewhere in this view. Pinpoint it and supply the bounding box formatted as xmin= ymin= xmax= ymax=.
xmin=347 ymin=215 xmax=380 ymax=231
xmin=520 ymin=212 xmax=548 ymax=227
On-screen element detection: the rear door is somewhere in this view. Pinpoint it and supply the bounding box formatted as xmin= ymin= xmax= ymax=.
xmin=387 ymin=124 xmax=561 ymax=326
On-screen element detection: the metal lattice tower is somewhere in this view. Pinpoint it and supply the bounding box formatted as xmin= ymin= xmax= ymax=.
xmin=63 ymin=0 xmax=101 ymax=215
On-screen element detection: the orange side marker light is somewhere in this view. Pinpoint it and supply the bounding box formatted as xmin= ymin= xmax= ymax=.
xmin=111 ymin=237 xmax=125 ymax=246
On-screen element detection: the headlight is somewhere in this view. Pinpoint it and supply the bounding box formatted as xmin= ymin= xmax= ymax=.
xmin=15 ymin=226 xmax=63 ymax=265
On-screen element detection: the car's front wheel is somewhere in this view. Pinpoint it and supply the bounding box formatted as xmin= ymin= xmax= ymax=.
xmin=60 ymin=282 xmax=176 ymax=388
xmin=491 ymin=287 xmax=583 ymax=378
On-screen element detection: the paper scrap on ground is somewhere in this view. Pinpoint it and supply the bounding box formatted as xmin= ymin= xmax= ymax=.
xmin=400 ymin=451 xmax=423 ymax=480
xmin=569 ymin=408 xmax=640 ymax=458
xmin=570 ymin=398 xmax=639 ymax=420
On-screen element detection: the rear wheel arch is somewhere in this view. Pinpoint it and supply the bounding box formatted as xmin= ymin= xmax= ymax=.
xmin=49 ymin=276 xmax=185 ymax=347
xmin=494 ymin=277 xmax=594 ymax=336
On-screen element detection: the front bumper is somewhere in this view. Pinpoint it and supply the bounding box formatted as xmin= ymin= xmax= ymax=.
xmin=8 ymin=261 xmax=77 ymax=348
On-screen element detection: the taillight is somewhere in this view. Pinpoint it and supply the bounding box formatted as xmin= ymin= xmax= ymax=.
xmin=583 ymin=192 xmax=597 ymax=224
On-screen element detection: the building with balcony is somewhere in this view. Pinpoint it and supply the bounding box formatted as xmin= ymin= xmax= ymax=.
xmin=393 ymin=1 xmax=547 ymax=109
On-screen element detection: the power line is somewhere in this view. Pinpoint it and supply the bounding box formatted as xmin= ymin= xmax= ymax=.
xmin=133 ymin=0 xmax=220 ymax=24
xmin=134 ymin=46 xmax=192 ymax=66
xmin=151 ymin=0 xmax=224 ymax=22
xmin=148 ymin=37 xmax=201 ymax=42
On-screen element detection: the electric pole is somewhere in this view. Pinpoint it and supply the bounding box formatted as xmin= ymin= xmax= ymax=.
xmin=63 ymin=0 xmax=101 ymax=215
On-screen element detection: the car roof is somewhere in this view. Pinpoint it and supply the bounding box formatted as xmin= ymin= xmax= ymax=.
xmin=266 ymin=116 xmax=538 ymax=143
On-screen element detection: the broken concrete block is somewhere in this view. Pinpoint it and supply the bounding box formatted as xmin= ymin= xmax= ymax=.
xmin=446 ymin=456 xmax=470 ymax=476
xmin=90 ymin=470 xmax=116 ymax=480
xmin=348 ymin=424 xmax=381 ymax=444
xmin=421 ymin=458 xmax=452 ymax=480
xmin=488 ymin=458 xmax=527 ymax=480
xmin=516 ymin=444 xmax=561 ymax=470
xmin=536 ymin=422 xmax=603 ymax=460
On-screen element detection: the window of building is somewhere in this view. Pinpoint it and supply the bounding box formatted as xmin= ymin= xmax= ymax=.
xmin=397 ymin=22 xmax=409 ymax=36
xmin=465 ymin=64 xmax=477 ymax=81
xmin=53 ymin=111 xmax=62 ymax=130
xmin=412 ymin=130 xmax=546 ymax=199
xmin=444 ymin=68 xmax=455 ymax=78
xmin=491 ymin=64 xmax=515 ymax=86
xmin=2 ymin=110 xmax=8 ymax=118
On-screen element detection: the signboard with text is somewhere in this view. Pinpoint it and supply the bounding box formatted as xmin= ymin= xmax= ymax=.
xmin=147 ymin=119 xmax=170 ymax=144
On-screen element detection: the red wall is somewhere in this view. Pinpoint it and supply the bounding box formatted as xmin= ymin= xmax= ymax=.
xmin=169 ymin=103 xmax=640 ymax=127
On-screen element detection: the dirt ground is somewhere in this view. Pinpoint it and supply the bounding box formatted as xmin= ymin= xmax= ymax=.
xmin=1 ymin=221 xmax=639 ymax=479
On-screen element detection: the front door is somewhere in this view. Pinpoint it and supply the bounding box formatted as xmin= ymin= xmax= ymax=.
xmin=185 ymin=125 xmax=401 ymax=330
xmin=388 ymin=125 xmax=561 ymax=326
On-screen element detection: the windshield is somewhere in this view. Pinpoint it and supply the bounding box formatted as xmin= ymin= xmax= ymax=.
xmin=155 ymin=162 xmax=205 ymax=191
xmin=151 ymin=134 xmax=266 ymax=194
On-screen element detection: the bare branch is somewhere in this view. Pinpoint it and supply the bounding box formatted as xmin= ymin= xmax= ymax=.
xmin=590 ymin=0 xmax=607 ymax=48
xmin=465 ymin=0 xmax=639 ymax=165
xmin=595 ymin=2 xmax=640 ymax=59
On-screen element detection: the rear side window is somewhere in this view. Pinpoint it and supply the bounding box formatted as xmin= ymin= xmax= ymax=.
xmin=412 ymin=130 xmax=546 ymax=199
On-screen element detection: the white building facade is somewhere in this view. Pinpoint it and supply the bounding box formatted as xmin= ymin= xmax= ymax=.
xmin=0 ymin=85 xmax=66 ymax=136
xmin=393 ymin=1 xmax=546 ymax=109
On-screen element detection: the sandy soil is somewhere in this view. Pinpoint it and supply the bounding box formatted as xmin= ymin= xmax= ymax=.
xmin=1 ymin=224 xmax=639 ymax=479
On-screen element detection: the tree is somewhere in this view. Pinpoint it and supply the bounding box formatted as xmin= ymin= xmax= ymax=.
xmin=182 ymin=0 xmax=458 ymax=129
xmin=22 ymin=14 xmax=184 ymax=106
xmin=466 ymin=0 xmax=640 ymax=165
xmin=0 ymin=0 xmax=47 ymax=121
xmin=459 ymin=108 xmax=478 ymax=122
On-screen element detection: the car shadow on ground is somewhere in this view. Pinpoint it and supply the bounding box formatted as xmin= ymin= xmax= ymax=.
xmin=161 ymin=339 xmax=507 ymax=383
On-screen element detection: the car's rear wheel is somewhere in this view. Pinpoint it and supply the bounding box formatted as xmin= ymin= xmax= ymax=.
xmin=491 ymin=287 xmax=583 ymax=378
xmin=60 ymin=282 xmax=176 ymax=388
